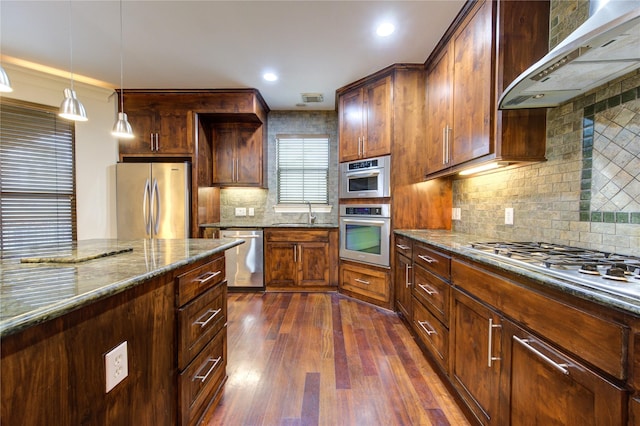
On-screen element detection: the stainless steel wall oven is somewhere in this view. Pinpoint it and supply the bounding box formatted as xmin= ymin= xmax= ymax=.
xmin=339 ymin=204 xmax=390 ymax=267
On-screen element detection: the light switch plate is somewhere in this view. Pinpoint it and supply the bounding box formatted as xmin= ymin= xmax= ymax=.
xmin=105 ymin=341 xmax=128 ymax=393
xmin=248 ymin=207 xmax=255 ymax=216
xmin=452 ymin=208 xmax=461 ymax=221
xmin=505 ymin=208 xmax=514 ymax=225
xmin=235 ymin=207 xmax=247 ymax=216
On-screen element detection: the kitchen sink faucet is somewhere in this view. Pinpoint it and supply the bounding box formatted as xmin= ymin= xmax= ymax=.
xmin=306 ymin=201 xmax=317 ymax=224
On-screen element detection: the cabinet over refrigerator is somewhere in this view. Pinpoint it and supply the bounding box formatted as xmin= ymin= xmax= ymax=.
xmin=116 ymin=162 xmax=190 ymax=239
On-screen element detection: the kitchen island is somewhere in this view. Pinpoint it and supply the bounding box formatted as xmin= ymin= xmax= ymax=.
xmin=1 ymin=238 xmax=242 ymax=426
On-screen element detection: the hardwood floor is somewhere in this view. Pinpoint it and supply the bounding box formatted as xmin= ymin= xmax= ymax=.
xmin=201 ymin=292 xmax=469 ymax=426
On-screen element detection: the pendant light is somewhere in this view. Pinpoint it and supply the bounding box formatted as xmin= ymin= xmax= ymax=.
xmin=0 ymin=65 xmax=13 ymax=92
xmin=111 ymin=0 xmax=134 ymax=139
xmin=59 ymin=0 xmax=88 ymax=121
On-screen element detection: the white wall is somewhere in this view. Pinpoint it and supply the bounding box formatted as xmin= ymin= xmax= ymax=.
xmin=1 ymin=63 xmax=119 ymax=239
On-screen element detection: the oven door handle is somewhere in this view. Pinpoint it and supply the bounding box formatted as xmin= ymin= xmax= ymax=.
xmin=341 ymin=218 xmax=387 ymax=225
xmin=345 ymin=170 xmax=380 ymax=178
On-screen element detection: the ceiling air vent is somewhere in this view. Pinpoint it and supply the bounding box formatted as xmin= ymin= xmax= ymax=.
xmin=301 ymin=93 xmax=324 ymax=103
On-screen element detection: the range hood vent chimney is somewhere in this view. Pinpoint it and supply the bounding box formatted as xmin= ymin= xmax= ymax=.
xmin=499 ymin=0 xmax=640 ymax=110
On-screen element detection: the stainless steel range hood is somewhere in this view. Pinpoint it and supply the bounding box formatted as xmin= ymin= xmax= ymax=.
xmin=499 ymin=0 xmax=640 ymax=110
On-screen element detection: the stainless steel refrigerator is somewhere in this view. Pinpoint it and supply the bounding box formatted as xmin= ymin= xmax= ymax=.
xmin=116 ymin=162 xmax=190 ymax=239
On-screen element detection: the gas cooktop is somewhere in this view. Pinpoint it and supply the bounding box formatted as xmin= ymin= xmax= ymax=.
xmin=467 ymin=242 xmax=640 ymax=300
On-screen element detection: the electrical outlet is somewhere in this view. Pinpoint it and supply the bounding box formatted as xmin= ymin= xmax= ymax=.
xmin=248 ymin=207 xmax=255 ymax=216
xmin=105 ymin=341 xmax=128 ymax=393
xmin=235 ymin=207 xmax=247 ymax=217
xmin=452 ymin=208 xmax=461 ymax=221
xmin=505 ymin=207 xmax=514 ymax=225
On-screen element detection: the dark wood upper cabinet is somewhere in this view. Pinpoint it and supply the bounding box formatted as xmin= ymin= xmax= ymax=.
xmin=424 ymin=0 xmax=550 ymax=178
xmin=338 ymin=74 xmax=392 ymax=162
xmin=118 ymin=94 xmax=191 ymax=156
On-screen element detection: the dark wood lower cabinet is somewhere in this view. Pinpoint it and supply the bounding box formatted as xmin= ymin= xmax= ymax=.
xmin=503 ymin=322 xmax=626 ymax=426
xmin=264 ymin=228 xmax=338 ymax=291
xmin=451 ymin=288 xmax=502 ymax=425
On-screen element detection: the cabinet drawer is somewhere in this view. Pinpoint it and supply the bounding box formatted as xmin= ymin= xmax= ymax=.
xmin=177 ymin=255 xmax=225 ymax=306
xmin=266 ymin=229 xmax=330 ymax=243
xmin=179 ymin=328 xmax=227 ymax=426
xmin=177 ymin=282 xmax=227 ymax=370
xmin=413 ymin=296 xmax=448 ymax=370
xmin=413 ymin=244 xmax=450 ymax=280
xmin=394 ymin=236 xmax=413 ymax=258
xmin=413 ymin=264 xmax=450 ymax=324
xmin=340 ymin=263 xmax=389 ymax=302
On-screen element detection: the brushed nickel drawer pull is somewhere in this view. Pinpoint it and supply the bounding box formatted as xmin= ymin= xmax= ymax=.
xmin=418 ymin=284 xmax=437 ymax=296
xmin=354 ymin=278 xmax=370 ymax=285
xmin=193 ymin=356 xmax=222 ymax=382
xmin=417 ymin=254 xmax=435 ymax=263
xmin=418 ymin=320 xmax=437 ymax=336
xmin=194 ymin=270 xmax=221 ymax=284
xmin=395 ymin=244 xmax=410 ymax=250
xmin=487 ymin=318 xmax=502 ymax=367
xmin=194 ymin=308 xmax=222 ymax=328
xmin=405 ymin=264 xmax=412 ymax=288
xmin=513 ymin=336 xmax=569 ymax=375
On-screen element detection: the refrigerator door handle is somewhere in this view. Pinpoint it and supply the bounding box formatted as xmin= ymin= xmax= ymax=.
xmin=143 ymin=179 xmax=152 ymax=236
xmin=151 ymin=178 xmax=161 ymax=236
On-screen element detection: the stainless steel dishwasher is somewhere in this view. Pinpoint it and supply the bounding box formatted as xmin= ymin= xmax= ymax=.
xmin=220 ymin=228 xmax=264 ymax=290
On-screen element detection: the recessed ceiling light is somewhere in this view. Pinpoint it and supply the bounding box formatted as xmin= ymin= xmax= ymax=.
xmin=263 ymin=72 xmax=278 ymax=82
xmin=376 ymin=23 xmax=395 ymax=37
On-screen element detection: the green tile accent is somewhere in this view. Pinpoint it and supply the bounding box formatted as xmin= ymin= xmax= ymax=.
xmin=591 ymin=211 xmax=603 ymax=222
xmin=594 ymin=100 xmax=607 ymax=113
xmin=608 ymin=95 xmax=621 ymax=108
xmin=580 ymin=190 xmax=591 ymax=201
xmin=584 ymin=104 xmax=595 ymax=116
xmin=579 ymin=201 xmax=590 ymax=211
xmin=631 ymin=213 xmax=640 ymax=224
xmin=621 ymin=89 xmax=637 ymax=104
xmin=580 ymin=212 xmax=591 ymax=222
xmin=615 ymin=212 xmax=629 ymax=223
xmin=603 ymin=211 xmax=615 ymax=223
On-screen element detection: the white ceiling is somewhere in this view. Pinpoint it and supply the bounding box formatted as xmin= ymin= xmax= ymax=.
xmin=1 ymin=1 xmax=465 ymax=110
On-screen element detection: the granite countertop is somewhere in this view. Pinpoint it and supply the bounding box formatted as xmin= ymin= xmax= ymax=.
xmin=395 ymin=229 xmax=640 ymax=317
xmin=200 ymin=221 xmax=338 ymax=228
xmin=0 ymin=238 xmax=243 ymax=337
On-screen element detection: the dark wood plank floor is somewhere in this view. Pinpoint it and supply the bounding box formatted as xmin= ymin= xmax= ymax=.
xmin=201 ymin=292 xmax=469 ymax=426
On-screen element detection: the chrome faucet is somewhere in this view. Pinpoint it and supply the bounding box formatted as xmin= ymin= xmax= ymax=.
xmin=306 ymin=201 xmax=317 ymax=224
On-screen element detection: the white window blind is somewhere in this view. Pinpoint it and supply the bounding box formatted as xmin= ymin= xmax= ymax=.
xmin=0 ymin=100 xmax=77 ymax=254
xmin=277 ymin=135 xmax=329 ymax=204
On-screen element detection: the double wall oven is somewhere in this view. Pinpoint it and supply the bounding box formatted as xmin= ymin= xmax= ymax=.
xmin=339 ymin=155 xmax=391 ymax=268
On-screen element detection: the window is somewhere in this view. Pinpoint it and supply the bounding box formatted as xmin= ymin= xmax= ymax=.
xmin=276 ymin=134 xmax=329 ymax=204
xmin=0 ymin=99 xmax=77 ymax=254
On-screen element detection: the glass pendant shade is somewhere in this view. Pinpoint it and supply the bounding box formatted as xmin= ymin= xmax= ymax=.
xmin=112 ymin=112 xmax=134 ymax=139
xmin=59 ymin=88 xmax=88 ymax=121
xmin=0 ymin=66 xmax=13 ymax=92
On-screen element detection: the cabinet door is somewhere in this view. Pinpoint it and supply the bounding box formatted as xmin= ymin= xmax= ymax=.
xmin=504 ymin=323 xmax=626 ymax=426
xmin=298 ymin=242 xmax=330 ymax=286
xmin=363 ymin=75 xmax=392 ymax=159
xmin=235 ymin=126 xmax=263 ymax=186
xmin=265 ymin=242 xmax=297 ymax=287
xmin=212 ymin=125 xmax=237 ymax=185
xmin=118 ymin=108 xmax=155 ymax=155
xmin=156 ymin=110 xmax=189 ymax=154
xmin=451 ymin=288 xmax=502 ymax=425
xmin=425 ymin=46 xmax=452 ymax=174
xmin=394 ymin=253 xmax=412 ymax=320
xmin=451 ymin=0 xmax=492 ymax=166
xmin=339 ymin=88 xmax=365 ymax=162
